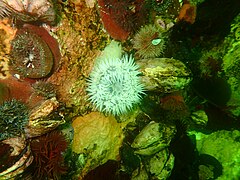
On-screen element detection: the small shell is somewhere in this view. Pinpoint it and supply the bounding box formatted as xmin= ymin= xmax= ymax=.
xmin=151 ymin=38 xmax=162 ymax=46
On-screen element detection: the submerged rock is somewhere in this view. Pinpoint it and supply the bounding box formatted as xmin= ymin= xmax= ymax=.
xmin=131 ymin=121 xmax=176 ymax=156
xmin=190 ymin=130 xmax=240 ymax=179
xmin=72 ymin=112 xmax=123 ymax=177
xmin=145 ymin=149 xmax=175 ymax=179
xmin=131 ymin=148 xmax=175 ymax=180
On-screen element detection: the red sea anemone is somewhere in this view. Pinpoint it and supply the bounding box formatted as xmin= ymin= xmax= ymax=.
xmin=30 ymin=131 xmax=68 ymax=180
xmin=160 ymin=92 xmax=190 ymax=121
xmin=98 ymin=0 xmax=147 ymax=41
xmin=10 ymin=24 xmax=61 ymax=79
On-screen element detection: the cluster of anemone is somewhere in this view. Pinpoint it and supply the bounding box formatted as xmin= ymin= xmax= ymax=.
xmin=87 ymin=54 xmax=145 ymax=116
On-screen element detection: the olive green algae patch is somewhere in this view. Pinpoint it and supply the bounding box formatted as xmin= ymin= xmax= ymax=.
xmin=222 ymin=14 xmax=240 ymax=116
xmin=190 ymin=130 xmax=240 ymax=180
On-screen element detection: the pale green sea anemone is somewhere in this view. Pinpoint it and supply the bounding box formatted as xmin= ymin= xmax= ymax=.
xmin=87 ymin=54 xmax=144 ymax=116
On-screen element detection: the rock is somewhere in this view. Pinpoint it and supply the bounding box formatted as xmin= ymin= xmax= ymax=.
xmin=72 ymin=112 xmax=123 ymax=177
xmin=191 ymin=110 xmax=208 ymax=127
xmin=190 ymin=130 xmax=240 ymax=179
xmin=146 ymin=149 xmax=175 ymax=179
xmin=131 ymin=121 xmax=176 ymax=156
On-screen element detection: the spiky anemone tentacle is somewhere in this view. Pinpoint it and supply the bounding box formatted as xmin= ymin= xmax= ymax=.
xmin=0 ymin=1 xmax=12 ymax=18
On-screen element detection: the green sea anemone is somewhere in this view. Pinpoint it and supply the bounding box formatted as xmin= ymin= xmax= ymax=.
xmin=133 ymin=24 xmax=165 ymax=59
xmin=87 ymin=54 xmax=145 ymax=116
xmin=0 ymin=99 xmax=29 ymax=140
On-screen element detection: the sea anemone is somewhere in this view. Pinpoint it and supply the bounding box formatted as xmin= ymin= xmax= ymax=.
xmin=10 ymin=25 xmax=54 ymax=79
xmin=0 ymin=0 xmax=57 ymax=25
xmin=30 ymin=131 xmax=68 ymax=180
xmin=98 ymin=0 xmax=147 ymax=41
xmin=0 ymin=99 xmax=29 ymax=140
xmin=0 ymin=1 xmax=11 ymax=18
xmin=87 ymin=54 xmax=145 ymax=116
xmin=160 ymin=92 xmax=190 ymax=122
xmin=133 ymin=24 xmax=166 ymax=59
xmin=177 ymin=3 xmax=197 ymax=24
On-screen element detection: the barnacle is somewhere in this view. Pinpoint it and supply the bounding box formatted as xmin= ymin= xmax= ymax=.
xmin=0 ymin=137 xmax=33 ymax=179
xmin=25 ymin=97 xmax=65 ymax=138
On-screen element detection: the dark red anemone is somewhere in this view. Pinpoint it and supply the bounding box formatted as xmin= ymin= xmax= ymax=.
xmin=30 ymin=131 xmax=68 ymax=180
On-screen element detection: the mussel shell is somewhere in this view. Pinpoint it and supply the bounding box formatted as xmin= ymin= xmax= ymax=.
xmin=137 ymin=58 xmax=192 ymax=92
xmin=25 ymin=97 xmax=65 ymax=138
